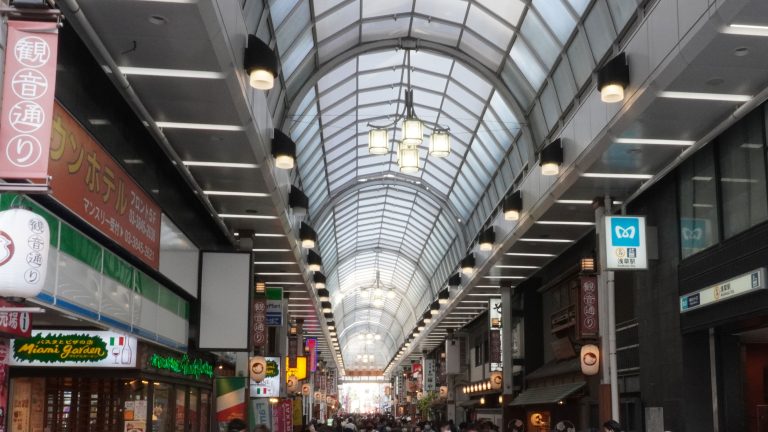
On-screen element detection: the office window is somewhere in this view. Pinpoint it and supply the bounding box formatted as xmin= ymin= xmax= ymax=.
xmin=679 ymin=145 xmax=719 ymax=258
xmin=719 ymin=110 xmax=768 ymax=238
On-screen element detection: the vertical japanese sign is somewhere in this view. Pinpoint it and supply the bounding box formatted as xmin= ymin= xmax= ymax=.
xmin=326 ymin=368 xmax=337 ymax=395
xmin=578 ymin=276 xmax=599 ymax=339
xmin=423 ymin=359 xmax=436 ymax=392
xmin=48 ymin=103 xmax=161 ymax=268
xmin=489 ymin=297 xmax=502 ymax=371
xmin=0 ymin=21 xmax=58 ymax=180
xmin=0 ymin=299 xmax=31 ymax=338
xmin=265 ymin=287 xmax=283 ymax=325
xmin=253 ymin=297 xmax=267 ymax=348
xmin=271 ymin=399 xmax=292 ymax=432
xmin=306 ymin=338 xmax=317 ymax=372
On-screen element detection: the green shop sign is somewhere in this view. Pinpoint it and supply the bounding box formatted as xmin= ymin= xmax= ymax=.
xmin=9 ymin=331 xmax=138 ymax=368
xmin=149 ymin=353 xmax=214 ymax=379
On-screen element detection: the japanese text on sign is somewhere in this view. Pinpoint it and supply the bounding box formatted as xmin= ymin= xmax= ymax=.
xmin=0 ymin=21 xmax=59 ymax=179
xmin=48 ymin=102 xmax=161 ymax=268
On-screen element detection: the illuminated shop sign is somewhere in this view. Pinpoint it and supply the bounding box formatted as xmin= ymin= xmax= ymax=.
xmin=9 ymin=330 xmax=137 ymax=367
xmin=680 ymin=268 xmax=766 ymax=313
xmin=149 ymin=353 xmax=213 ymax=378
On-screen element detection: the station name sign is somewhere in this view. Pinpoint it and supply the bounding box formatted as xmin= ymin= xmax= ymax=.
xmin=680 ymin=268 xmax=766 ymax=313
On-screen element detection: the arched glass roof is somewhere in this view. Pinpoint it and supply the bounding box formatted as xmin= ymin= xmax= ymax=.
xmin=278 ymin=0 xmax=598 ymax=370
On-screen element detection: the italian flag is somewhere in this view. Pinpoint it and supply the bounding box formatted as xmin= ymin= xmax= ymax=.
xmin=216 ymin=377 xmax=247 ymax=422
xmin=109 ymin=336 xmax=125 ymax=346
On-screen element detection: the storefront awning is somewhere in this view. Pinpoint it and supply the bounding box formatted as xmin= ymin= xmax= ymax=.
xmin=508 ymin=382 xmax=585 ymax=406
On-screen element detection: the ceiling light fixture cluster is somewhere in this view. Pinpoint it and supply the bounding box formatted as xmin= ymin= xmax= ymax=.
xmin=367 ymin=49 xmax=451 ymax=173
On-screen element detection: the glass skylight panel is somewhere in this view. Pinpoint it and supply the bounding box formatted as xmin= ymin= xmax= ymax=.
xmin=358 ymin=87 xmax=401 ymax=106
xmin=318 ymin=58 xmax=356 ymax=91
xmin=566 ymin=31 xmax=594 ymax=87
xmin=533 ymin=0 xmax=577 ymax=44
xmin=319 ymin=77 xmax=356 ymax=107
xmin=446 ymin=82 xmax=486 ymax=115
xmin=411 ymin=18 xmax=462 ymax=47
xmin=607 ymin=0 xmax=638 ymax=31
xmin=281 ymin=28 xmax=314 ymax=79
xmin=357 ymin=68 xmax=401 ymax=90
xmin=521 ymin=12 xmax=562 ymax=69
xmin=553 ymin=58 xmax=577 ymax=110
xmin=268 ymin=0 xmax=300 ymax=28
xmin=318 ymin=27 xmax=359 ymax=63
xmin=510 ymin=39 xmax=547 ymax=89
xmin=411 ymin=70 xmax=448 ymax=94
xmin=315 ymin=1 xmax=359 ymax=42
xmin=566 ymin=0 xmax=591 ymax=14
xmin=414 ymin=0 xmax=467 ymax=23
xmin=465 ymin=4 xmax=514 ymax=50
xmin=459 ymin=32 xmax=505 ymax=71
xmin=275 ymin=1 xmax=310 ymax=50
xmin=475 ymin=0 xmax=526 ymax=27
xmin=540 ymin=84 xmax=562 ymax=128
xmin=311 ymin=0 xmax=349 ymax=17
xmin=584 ymin=0 xmax=617 ymax=62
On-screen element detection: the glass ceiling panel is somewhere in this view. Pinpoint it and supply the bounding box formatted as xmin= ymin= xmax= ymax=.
xmin=273 ymin=0 xmax=638 ymax=365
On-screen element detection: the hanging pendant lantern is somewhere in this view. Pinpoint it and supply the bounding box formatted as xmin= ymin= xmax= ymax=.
xmin=399 ymin=143 xmax=419 ymax=173
xmin=368 ymin=128 xmax=389 ymax=155
xmin=429 ymin=129 xmax=451 ymax=157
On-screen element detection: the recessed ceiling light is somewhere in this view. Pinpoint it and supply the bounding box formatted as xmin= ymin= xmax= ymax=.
xmin=505 ymin=252 xmax=556 ymax=257
xmin=123 ymin=159 xmax=143 ymax=164
xmin=614 ymin=138 xmax=695 ymax=146
xmin=723 ymin=24 xmax=768 ymax=37
xmin=536 ymin=221 xmax=595 ymax=226
xmin=156 ymin=121 xmax=243 ymax=131
xmin=483 ymin=276 xmax=525 ymax=279
xmin=253 ymin=262 xmax=295 ymax=265
xmin=256 ymin=272 xmax=301 ymax=276
xmin=204 ymin=190 xmax=269 ymax=197
xmin=183 ymin=161 xmax=258 ymax=168
xmin=555 ymin=199 xmax=623 ymax=205
xmin=518 ymin=238 xmax=574 ymax=243
xmin=495 ymin=265 xmax=540 ymax=269
xmin=253 ymin=248 xmax=291 ymax=252
xmin=119 ymin=66 xmax=223 ymax=79
xmin=691 ymin=176 xmax=712 ymax=181
xmin=658 ymin=91 xmax=751 ymax=102
xmin=741 ymin=143 xmax=763 ymax=149
xmin=582 ymin=173 xmax=653 ymax=179
xmin=148 ymin=15 xmax=168 ymax=25
xmin=219 ymin=214 xmax=277 ymax=219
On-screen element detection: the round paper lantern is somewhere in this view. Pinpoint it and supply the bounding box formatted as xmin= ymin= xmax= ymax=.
xmin=438 ymin=386 xmax=448 ymax=399
xmin=286 ymin=374 xmax=298 ymax=393
xmin=490 ymin=371 xmax=502 ymax=390
xmin=314 ymin=391 xmax=322 ymax=400
xmin=250 ymin=356 xmax=267 ymax=382
xmin=580 ymin=344 xmax=600 ymax=376
xmin=301 ymin=383 xmax=311 ymax=396
xmin=0 ymin=208 xmax=50 ymax=298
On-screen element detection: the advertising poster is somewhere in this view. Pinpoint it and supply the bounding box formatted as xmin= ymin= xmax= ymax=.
xmin=251 ymin=356 xmax=281 ymax=397
xmin=265 ymin=287 xmax=283 ymax=326
xmin=250 ymin=398 xmax=271 ymax=430
xmin=216 ymin=377 xmax=247 ymax=430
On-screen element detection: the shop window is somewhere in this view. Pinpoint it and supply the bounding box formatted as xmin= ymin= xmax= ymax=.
xmin=200 ymin=391 xmax=210 ymax=432
xmin=719 ymin=110 xmax=768 ymax=238
xmin=153 ymin=382 xmax=173 ymax=432
xmin=679 ymin=145 xmax=719 ymax=258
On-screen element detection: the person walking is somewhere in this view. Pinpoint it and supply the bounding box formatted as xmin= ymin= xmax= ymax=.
xmin=603 ymin=420 xmax=622 ymax=432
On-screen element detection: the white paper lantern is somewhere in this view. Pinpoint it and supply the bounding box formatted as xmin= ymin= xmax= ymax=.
xmin=0 ymin=209 xmax=49 ymax=298
xmin=438 ymin=386 xmax=448 ymax=399
xmin=580 ymin=344 xmax=600 ymax=376
xmin=250 ymin=356 xmax=267 ymax=382
xmin=490 ymin=371 xmax=502 ymax=390
xmin=286 ymin=374 xmax=298 ymax=393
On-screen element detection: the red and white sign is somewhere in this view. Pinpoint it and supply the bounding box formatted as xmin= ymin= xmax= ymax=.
xmin=578 ymin=276 xmax=599 ymax=339
xmin=0 ymin=208 xmax=49 ymax=298
xmin=253 ymin=297 xmax=267 ymax=348
xmin=0 ymin=299 xmax=31 ymax=338
xmin=0 ymin=21 xmax=58 ymax=179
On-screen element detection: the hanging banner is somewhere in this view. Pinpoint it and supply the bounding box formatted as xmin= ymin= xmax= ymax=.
xmin=253 ymin=297 xmax=267 ymax=348
xmin=250 ymin=356 xmax=280 ymax=398
xmin=306 ymin=338 xmax=317 ymax=372
xmin=489 ymin=297 xmax=503 ymax=371
xmin=0 ymin=21 xmax=58 ymax=180
xmin=271 ymin=399 xmax=293 ymax=432
xmin=578 ymin=276 xmax=599 ymax=339
xmin=292 ymin=397 xmax=303 ymax=427
xmin=9 ymin=330 xmax=137 ymax=367
xmin=604 ymin=216 xmax=648 ymax=270
xmin=216 ymin=377 xmax=247 ymax=429
xmin=265 ymin=287 xmax=283 ymax=326
xmin=250 ymin=398 xmax=271 ymax=431
xmin=327 ymin=368 xmax=337 ymax=395
xmin=287 ymin=336 xmax=298 ymax=368
xmin=48 ymin=102 xmax=161 ymax=269
xmin=0 ymin=208 xmax=49 ymax=298
xmin=423 ymin=359 xmax=436 ymax=392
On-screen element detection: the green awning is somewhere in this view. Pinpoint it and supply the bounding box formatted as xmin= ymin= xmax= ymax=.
xmin=508 ymin=382 xmax=585 ymax=406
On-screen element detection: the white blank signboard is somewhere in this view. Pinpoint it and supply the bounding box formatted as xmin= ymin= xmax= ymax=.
xmin=199 ymin=252 xmax=250 ymax=349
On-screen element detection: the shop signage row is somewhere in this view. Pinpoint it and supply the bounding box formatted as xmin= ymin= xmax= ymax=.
xmin=149 ymin=353 xmax=213 ymax=378
xmin=9 ymin=330 xmax=137 ymax=367
xmin=680 ymin=267 xmax=766 ymax=313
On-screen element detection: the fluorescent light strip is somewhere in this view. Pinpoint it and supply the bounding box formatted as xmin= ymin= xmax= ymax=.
xmin=156 ymin=121 xmax=244 ymax=131
xmin=256 ymin=272 xmax=301 ymax=276
xmin=691 ymin=176 xmax=712 ymax=182
xmin=253 ymin=262 xmax=295 ymax=265
xmin=119 ymin=66 xmax=223 ymax=79
xmin=536 ymin=221 xmax=595 ymax=226
xmin=495 ymin=265 xmax=540 ymax=269
xmin=266 ymin=282 xmax=305 ymax=285
xmin=615 ymin=138 xmax=695 ymax=146
xmin=556 ymin=199 xmax=623 ymax=205
xmin=484 ymin=276 xmax=525 ymax=279
xmin=582 ymin=173 xmax=653 ymax=179
xmin=475 ymin=285 xmax=501 ymax=288
xmin=253 ymin=249 xmax=291 ymax=252
xmin=253 ymin=233 xmax=284 ymax=238
xmin=723 ymin=24 xmax=768 ymax=36
xmin=204 ymin=190 xmax=269 ymax=197
xmin=219 ymin=214 xmax=277 ymax=220
xmin=505 ymin=252 xmax=556 ymax=257
xmin=658 ymin=91 xmax=751 ymax=102
xmin=468 ymin=293 xmax=504 ymax=297
xmin=519 ymin=238 xmax=574 ymax=243
xmin=183 ymin=161 xmax=258 ymax=169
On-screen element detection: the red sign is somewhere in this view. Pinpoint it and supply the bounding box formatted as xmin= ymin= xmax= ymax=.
xmin=578 ymin=276 xmax=599 ymax=339
xmin=253 ymin=297 xmax=267 ymax=348
xmin=271 ymin=399 xmax=293 ymax=432
xmin=306 ymin=338 xmax=317 ymax=372
xmin=0 ymin=299 xmax=31 ymax=338
xmin=48 ymin=102 xmax=161 ymax=268
xmin=489 ymin=329 xmax=501 ymax=363
xmin=0 ymin=21 xmax=58 ymax=180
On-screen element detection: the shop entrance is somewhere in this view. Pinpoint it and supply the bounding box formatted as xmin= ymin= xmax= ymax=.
xmin=738 ymin=328 xmax=768 ymax=432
